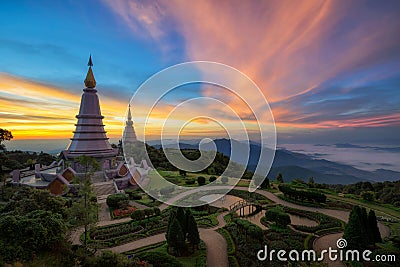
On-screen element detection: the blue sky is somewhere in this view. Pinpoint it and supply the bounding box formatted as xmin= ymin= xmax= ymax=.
xmin=0 ymin=0 xmax=399 ymax=145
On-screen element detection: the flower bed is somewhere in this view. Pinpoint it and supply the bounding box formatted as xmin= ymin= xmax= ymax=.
xmin=112 ymin=205 xmax=137 ymax=219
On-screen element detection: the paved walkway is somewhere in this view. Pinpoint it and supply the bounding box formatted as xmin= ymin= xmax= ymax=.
xmin=235 ymin=187 xmax=390 ymax=239
xmin=313 ymin=232 xmax=346 ymax=267
xmin=99 ymin=211 xmax=229 ymax=267
xmin=70 ymin=185 xmax=391 ymax=267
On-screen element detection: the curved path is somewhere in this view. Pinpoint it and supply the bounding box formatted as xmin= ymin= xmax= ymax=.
xmin=70 ymin=212 xmax=229 ymax=267
xmin=237 ymin=187 xmax=390 ymax=239
xmin=98 ymin=211 xmax=229 ymax=267
xmin=70 ymin=185 xmax=390 ymax=267
xmin=313 ymin=232 xmax=346 ymax=267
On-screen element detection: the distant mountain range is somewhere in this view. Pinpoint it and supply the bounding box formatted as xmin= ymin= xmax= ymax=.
xmin=151 ymin=138 xmax=400 ymax=184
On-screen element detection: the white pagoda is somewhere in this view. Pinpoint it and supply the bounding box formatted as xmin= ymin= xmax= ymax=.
xmin=122 ymin=104 xmax=137 ymax=143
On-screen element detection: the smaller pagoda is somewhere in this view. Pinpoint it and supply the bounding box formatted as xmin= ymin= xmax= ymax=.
xmin=122 ymin=104 xmax=137 ymax=143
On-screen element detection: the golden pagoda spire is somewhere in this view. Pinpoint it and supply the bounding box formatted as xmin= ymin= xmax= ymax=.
xmin=127 ymin=104 xmax=132 ymax=121
xmin=84 ymin=55 xmax=96 ymax=88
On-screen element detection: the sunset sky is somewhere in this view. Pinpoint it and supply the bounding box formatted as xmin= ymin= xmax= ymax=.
xmin=0 ymin=0 xmax=399 ymax=145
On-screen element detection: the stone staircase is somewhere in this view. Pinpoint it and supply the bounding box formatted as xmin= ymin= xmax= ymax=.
xmin=93 ymin=181 xmax=115 ymax=203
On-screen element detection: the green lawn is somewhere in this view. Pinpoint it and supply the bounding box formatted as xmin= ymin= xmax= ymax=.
xmin=142 ymin=242 xmax=207 ymax=267
xmin=327 ymin=193 xmax=400 ymax=220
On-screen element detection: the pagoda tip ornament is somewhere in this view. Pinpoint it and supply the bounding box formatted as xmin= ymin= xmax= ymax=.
xmin=84 ymin=55 xmax=96 ymax=88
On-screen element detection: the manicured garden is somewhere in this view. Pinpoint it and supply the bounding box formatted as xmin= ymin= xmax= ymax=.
xmin=84 ymin=205 xmax=222 ymax=249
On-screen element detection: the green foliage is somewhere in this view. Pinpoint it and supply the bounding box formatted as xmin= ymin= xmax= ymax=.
xmin=130 ymin=209 xmax=145 ymax=221
xmin=209 ymin=176 xmax=217 ymax=183
xmin=265 ymin=207 xmax=291 ymax=227
xmin=276 ymin=172 xmax=284 ymax=183
xmin=186 ymin=210 xmax=200 ymax=248
xmin=343 ymin=206 xmax=367 ymax=250
xmin=197 ymin=176 xmax=206 ymax=186
xmin=106 ymin=194 xmax=129 ymax=209
xmin=368 ymin=209 xmax=382 ymax=243
xmin=1 ymin=187 xmax=69 ymax=218
xmin=361 ymin=190 xmax=375 ymax=202
xmin=308 ymin=177 xmax=315 ymax=188
xmin=165 ymin=207 xmax=201 ymax=256
xmin=160 ymin=186 xmax=174 ymax=196
xmin=166 ymin=217 xmax=186 ymax=256
xmin=185 ymin=179 xmax=195 ymax=185
xmin=0 ymin=210 xmax=67 ymax=262
xmin=279 ymin=184 xmax=327 ymax=203
xmin=254 ymin=176 xmax=270 ymax=189
xmin=0 ymin=129 xmax=13 ymax=152
xmin=93 ymin=250 xmax=132 ymax=267
xmin=343 ymin=206 xmax=382 ymax=250
xmin=281 ymin=206 xmax=343 ymax=233
xmin=125 ymin=189 xmax=142 ymax=200
xmin=137 ymin=251 xmax=183 ymax=267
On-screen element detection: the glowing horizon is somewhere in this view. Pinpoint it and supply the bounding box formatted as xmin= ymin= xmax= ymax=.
xmin=1 ymin=1 xmax=399 ymax=144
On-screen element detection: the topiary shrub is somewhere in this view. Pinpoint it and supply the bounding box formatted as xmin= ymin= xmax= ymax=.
xmin=185 ymin=179 xmax=196 ymax=185
xmin=106 ymin=194 xmax=129 ymax=209
xmin=209 ymin=176 xmax=217 ymax=183
xmin=265 ymin=207 xmax=291 ymax=227
xmin=197 ymin=176 xmax=206 ymax=186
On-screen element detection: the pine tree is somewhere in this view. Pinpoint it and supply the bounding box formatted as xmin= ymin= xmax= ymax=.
xmin=277 ymin=173 xmax=284 ymax=183
xmin=166 ymin=209 xmax=176 ymax=249
xmin=368 ymin=210 xmax=382 ymax=243
xmin=343 ymin=206 xmax=366 ymax=250
xmin=176 ymin=207 xmax=187 ymax=237
xmin=186 ymin=210 xmax=200 ymax=250
xmin=166 ymin=217 xmax=186 ymax=256
xmin=358 ymin=207 xmax=369 ymax=243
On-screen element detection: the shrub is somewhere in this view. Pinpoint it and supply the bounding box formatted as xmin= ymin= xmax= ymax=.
xmin=197 ymin=176 xmax=206 ymax=186
xmin=278 ymin=185 xmax=326 ymax=203
xmin=106 ymin=194 xmax=129 ymax=209
xmin=160 ymin=186 xmax=174 ymax=196
xmin=209 ymin=176 xmax=217 ymax=183
xmin=185 ymin=179 xmax=196 ymax=185
xmin=137 ymin=251 xmax=183 ymax=267
xmin=265 ymin=208 xmax=291 ymax=227
xmin=131 ymin=209 xmax=145 ymax=221
xmin=153 ymin=207 xmax=161 ymax=216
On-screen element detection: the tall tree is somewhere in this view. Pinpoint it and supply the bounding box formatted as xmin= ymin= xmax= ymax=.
xmin=71 ymin=155 xmax=100 ymax=248
xmin=0 ymin=128 xmax=13 ymax=152
xmin=166 ymin=217 xmax=186 ymax=256
xmin=176 ymin=207 xmax=187 ymax=236
xmin=186 ymin=210 xmax=200 ymax=250
xmin=368 ymin=210 xmax=382 ymax=243
xmin=0 ymin=129 xmax=13 ymax=199
xmin=343 ymin=206 xmax=369 ymax=250
xmin=308 ymin=177 xmax=315 ymax=188
xmin=276 ymin=173 xmax=284 ymax=183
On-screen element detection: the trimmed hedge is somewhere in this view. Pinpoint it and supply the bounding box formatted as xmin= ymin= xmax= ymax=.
xmin=282 ymin=206 xmax=344 ymax=233
xmin=279 ymin=185 xmax=327 ymax=203
xmin=106 ymin=193 xmax=129 ymax=209
xmin=216 ymin=228 xmax=236 ymax=255
xmin=265 ymin=207 xmax=291 ymax=227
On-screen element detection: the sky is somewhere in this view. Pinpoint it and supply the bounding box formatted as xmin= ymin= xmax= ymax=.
xmin=0 ymin=0 xmax=399 ymax=145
